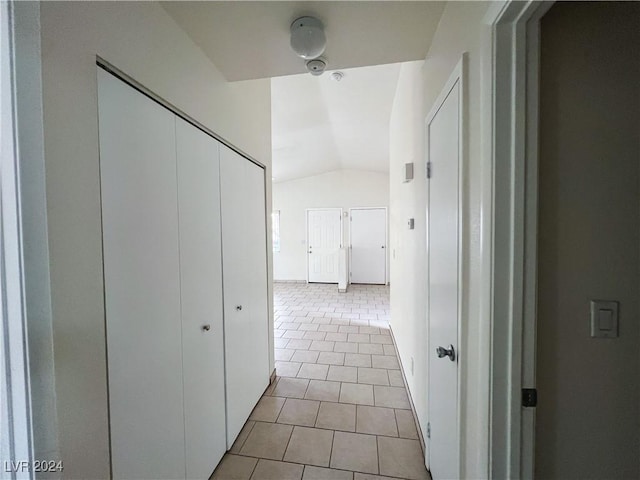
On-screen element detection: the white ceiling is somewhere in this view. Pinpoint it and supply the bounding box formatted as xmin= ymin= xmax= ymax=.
xmin=271 ymin=62 xmax=405 ymax=182
xmin=161 ymin=1 xmax=444 ymax=81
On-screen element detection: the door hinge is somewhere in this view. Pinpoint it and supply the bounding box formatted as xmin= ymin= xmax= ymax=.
xmin=426 ymin=162 xmax=432 ymax=179
xmin=522 ymin=388 xmax=537 ymax=408
xmin=426 ymin=422 xmax=431 ymax=439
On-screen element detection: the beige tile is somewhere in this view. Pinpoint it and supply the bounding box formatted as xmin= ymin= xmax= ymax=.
xmin=309 ymin=340 xmax=335 ymax=352
xmin=371 ymin=355 xmax=399 ymax=370
xmin=330 ymin=431 xmax=378 ymax=474
xmin=211 ymin=454 xmax=257 ymax=480
xmin=240 ymin=421 xmax=293 ymax=460
xmin=339 ymin=383 xmax=374 ymax=406
xmin=315 ymin=401 xmax=356 ymax=432
xmin=272 ymin=377 xmax=310 ymax=399
xmin=305 ymin=380 xmax=341 ymax=402
xmin=353 ymin=474 xmax=399 ymax=480
xmin=283 ymin=426 xmax=334 ymax=467
xmin=344 ymin=353 xmax=372 ymax=368
xmin=250 ymin=396 xmax=286 ymax=422
xmin=382 ymin=344 xmax=397 ymax=356
xmin=347 ymin=333 xmax=370 ymax=343
xmin=331 ymin=319 xmax=350 ymax=326
xmin=303 ymin=466 xmax=353 ymax=480
xmin=356 ymin=405 xmax=398 ymax=436
xmin=287 ymin=339 xmax=313 ymax=350
xmin=230 ymin=420 xmax=256 ymax=454
xmin=387 ymin=370 xmax=405 ymax=387
xmin=303 ymin=331 xmax=327 ymax=341
xmin=275 ymin=338 xmax=290 ymax=349
xmin=370 ymin=335 xmax=393 ymax=345
xmin=274 ymin=329 xmax=285 ymax=338
xmin=297 ymin=363 xmax=329 ymax=380
xmin=276 ymin=361 xmax=302 ymax=377
xmin=333 ymin=342 xmax=359 ymax=353
xmin=358 ymin=343 xmax=384 ymax=355
xmin=276 ymin=349 xmax=295 ymax=361
xmin=277 ymin=398 xmax=320 ymax=427
xmin=280 ymin=323 xmax=300 ymax=330
xmin=338 ymin=325 xmax=359 ymax=333
xmin=291 ymin=350 xmax=320 ymax=364
xmin=395 ymin=409 xmax=419 ymax=439
xmin=358 ymin=368 xmax=389 ymax=386
xmin=324 ymin=332 xmax=348 ymax=342
xmin=378 ymin=436 xmax=429 ymax=480
xmin=374 ymin=386 xmax=410 ymax=409
xmin=264 ymin=378 xmax=279 ymax=396
xmin=283 ymin=330 xmax=306 ymax=339
xmin=318 ymin=324 xmax=339 ymax=333
xmin=327 ymin=365 xmax=358 ymax=383
xmin=317 ymin=352 xmax=345 ymax=366
xmin=299 ymin=323 xmax=319 ymax=331
xmin=251 ymin=459 xmax=303 ymax=480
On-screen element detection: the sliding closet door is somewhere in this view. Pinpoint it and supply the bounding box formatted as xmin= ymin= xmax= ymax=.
xmin=176 ymin=119 xmax=226 ymax=478
xmin=98 ymin=69 xmax=185 ymax=479
xmin=220 ymin=145 xmax=270 ymax=447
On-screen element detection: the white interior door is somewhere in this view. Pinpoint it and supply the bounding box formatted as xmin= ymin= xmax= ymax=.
xmin=176 ymin=118 xmax=226 ymax=478
xmin=220 ymin=145 xmax=270 ymax=448
xmin=426 ymin=68 xmax=461 ymax=479
xmin=350 ymin=208 xmax=387 ymax=284
xmin=98 ymin=69 xmax=185 ymax=479
xmin=307 ymin=209 xmax=342 ymax=283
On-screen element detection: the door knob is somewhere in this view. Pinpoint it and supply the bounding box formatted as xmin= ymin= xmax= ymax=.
xmin=381 ymin=246 xmax=385 ymax=249
xmin=436 ymin=345 xmax=456 ymax=361
xmin=202 ymin=324 xmax=211 ymax=332
xmin=236 ymin=305 xmax=243 ymax=311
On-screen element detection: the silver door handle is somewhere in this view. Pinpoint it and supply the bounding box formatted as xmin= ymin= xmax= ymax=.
xmin=236 ymin=305 xmax=242 ymax=311
xmin=202 ymin=324 xmax=211 ymax=332
xmin=436 ymin=345 xmax=455 ymax=361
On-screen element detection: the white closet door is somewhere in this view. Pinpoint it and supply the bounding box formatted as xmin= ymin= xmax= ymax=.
xmin=220 ymin=145 xmax=270 ymax=447
xmin=98 ymin=69 xmax=185 ymax=479
xmin=176 ymin=118 xmax=226 ymax=479
xmin=350 ymin=208 xmax=387 ymax=285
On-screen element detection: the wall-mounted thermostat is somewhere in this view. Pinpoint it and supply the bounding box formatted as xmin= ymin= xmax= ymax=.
xmin=403 ymin=163 xmax=414 ymax=183
xmin=408 ymin=218 xmax=414 ymax=229
xmin=590 ymin=300 xmax=619 ymax=338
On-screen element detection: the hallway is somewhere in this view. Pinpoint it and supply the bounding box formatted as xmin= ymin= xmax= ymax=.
xmin=212 ymin=283 xmax=429 ymax=480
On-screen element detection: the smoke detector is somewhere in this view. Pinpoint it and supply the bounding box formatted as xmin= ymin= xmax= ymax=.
xmin=290 ymin=17 xmax=326 ymax=60
xmin=330 ymin=71 xmax=344 ymax=82
xmin=306 ymin=58 xmax=327 ymax=76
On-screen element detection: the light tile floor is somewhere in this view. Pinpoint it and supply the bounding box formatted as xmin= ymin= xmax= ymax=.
xmin=212 ymin=283 xmax=430 ymax=480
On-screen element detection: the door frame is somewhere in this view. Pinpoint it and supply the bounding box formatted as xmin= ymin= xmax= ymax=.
xmin=424 ymin=55 xmax=466 ymax=476
xmin=487 ymin=1 xmax=554 ymax=478
xmin=348 ymin=207 xmax=388 ymax=285
xmin=305 ymin=208 xmax=343 ymax=283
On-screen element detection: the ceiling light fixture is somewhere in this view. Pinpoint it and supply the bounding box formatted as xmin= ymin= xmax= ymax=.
xmin=290 ymin=16 xmax=326 ymax=60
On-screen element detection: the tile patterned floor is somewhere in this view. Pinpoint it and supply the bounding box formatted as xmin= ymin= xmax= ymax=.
xmin=211 ymin=283 xmax=430 ymax=480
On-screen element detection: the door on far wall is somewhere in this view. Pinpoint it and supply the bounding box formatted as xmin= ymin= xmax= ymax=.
xmin=350 ymin=208 xmax=387 ymax=284
xmin=426 ymin=61 xmax=462 ymax=479
xmin=307 ymin=208 xmax=342 ymax=283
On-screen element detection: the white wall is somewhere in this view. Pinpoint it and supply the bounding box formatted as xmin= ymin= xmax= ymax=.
xmin=39 ymin=2 xmax=272 ymax=478
xmin=536 ymin=3 xmax=640 ymax=477
xmin=389 ymin=3 xmax=493 ymax=478
xmin=273 ymin=169 xmax=389 ymax=282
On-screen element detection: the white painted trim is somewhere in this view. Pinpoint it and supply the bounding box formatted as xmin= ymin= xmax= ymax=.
xmin=347 ymin=207 xmax=388 ymax=285
xmin=488 ymin=2 xmax=554 ymax=478
xmin=424 ymin=55 xmax=466 ymax=478
xmin=305 ymin=208 xmax=343 ymax=284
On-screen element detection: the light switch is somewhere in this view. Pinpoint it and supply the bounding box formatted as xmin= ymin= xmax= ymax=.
xmin=590 ymin=300 xmax=619 ymax=338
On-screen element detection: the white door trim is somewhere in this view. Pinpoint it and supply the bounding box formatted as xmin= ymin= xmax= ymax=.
xmin=305 ymin=208 xmax=343 ymax=284
xmin=348 ymin=207 xmax=388 ymax=285
xmin=424 ymin=55 xmax=465 ymax=477
xmin=487 ymin=2 xmax=554 ymax=478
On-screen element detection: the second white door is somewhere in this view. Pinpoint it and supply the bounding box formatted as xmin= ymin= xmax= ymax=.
xmin=349 ymin=208 xmax=387 ymax=284
xmin=307 ymin=209 xmax=342 ymax=283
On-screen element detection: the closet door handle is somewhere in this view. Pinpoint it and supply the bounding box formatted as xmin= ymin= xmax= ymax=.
xmin=202 ymin=324 xmax=211 ymax=332
xmin=236 ymin=305 xmax=243 ymax=311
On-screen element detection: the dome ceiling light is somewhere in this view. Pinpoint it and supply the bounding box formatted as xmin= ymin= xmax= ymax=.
xmin=290 ymin=16 xmax=326 ymax=60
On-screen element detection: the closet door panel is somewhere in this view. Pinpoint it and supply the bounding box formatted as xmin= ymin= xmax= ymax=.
xmin=176 ymin=119 xmax=226 ymax=479
xmin=98 ymin=69 xmax=185 ymax=479
xmin=220 ymin=146 xmax=270 ymax=447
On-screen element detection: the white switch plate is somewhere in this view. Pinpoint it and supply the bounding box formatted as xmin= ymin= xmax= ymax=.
xmin=590 ymin=300 xmax=619 ymax=338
